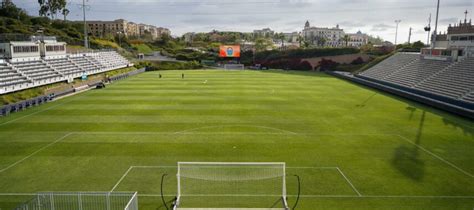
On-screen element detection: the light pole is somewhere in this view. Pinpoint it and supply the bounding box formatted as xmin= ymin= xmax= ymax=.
xmin=424 ymin=14 xmax=432 ymax=46
xmin=431 ymin=0 xmax=440 ymax=51
xmin=394 ymin=20 xmax=401 ymax=46
xmin=408 ymin=27 xmax=412 ymax=44
xmin=82 ymin=0 xmax=89 ymax=49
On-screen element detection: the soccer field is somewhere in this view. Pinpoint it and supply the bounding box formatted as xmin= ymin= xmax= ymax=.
xmin=0 ymin=70 xmax=473 ymax=210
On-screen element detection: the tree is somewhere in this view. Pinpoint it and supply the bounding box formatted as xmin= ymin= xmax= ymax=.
xmin=38 ymin=0 xmax=49 ymax=17
xmin=412 ymin=41 xmax=425 ymax=49
xmin=275 ymin=33 xmax=285 ymax=50
xmin=368 ymin=35 xmax=384 ymax=45
xmin=62 ymin=8 xmax=69 ymax=21
xmin=38 ymin=0 xmax=67 ymax=19
xmin=255 ymin=38 xmax=273 ymax=52
xmin=1 ymin=0 xmax=13 ymax=8
xmin=316 ymin=36 xmax=327 ymax=47
xmin=341 ymin=35 xmax=350 ymax=47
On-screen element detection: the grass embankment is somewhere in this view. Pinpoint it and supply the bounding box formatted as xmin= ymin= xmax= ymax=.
xmin=131 ymin=43 xmax=154 ymax=55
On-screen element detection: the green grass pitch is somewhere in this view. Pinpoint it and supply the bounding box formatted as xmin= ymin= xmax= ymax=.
xmin=0 ymin=70 xmax=473 ymax=210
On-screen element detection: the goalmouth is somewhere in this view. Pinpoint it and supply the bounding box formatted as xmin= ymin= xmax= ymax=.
xmin=174 ymin=162 xmax=289 ymax=210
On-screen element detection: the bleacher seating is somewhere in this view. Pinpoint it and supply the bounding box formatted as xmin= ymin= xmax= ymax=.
xmin=416 ymin=58 xmax=474 ymax=100
xmin=0 ymin=51 xmax=131 ymax=94
xmin=86 ymin=56 xmax=106 ymax=69
xmin=92 ymin=51 xmax=129 ymax=69
xmin=0 ymin=63 xmax=30 ymax=88
xmin=69 ymin=56 xmax=98 ymax=73
xmin=462 ymin=91 xmax=474 ymax=103
xmin=358 ymin=53 xmax=474 ymax=105
xmin=11 ymin=59 xmax=62 ymax=81
xmin=384 ymin=59 xmax=451 ymax=87
xmin=45 ymin=57 xmax=83 ymax=77
xmin=360 ymin=53 xmax=419 ymax=80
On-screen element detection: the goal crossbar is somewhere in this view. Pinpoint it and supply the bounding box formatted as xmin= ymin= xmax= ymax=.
xmin=174 ymin=162 xmax=288 ymax=210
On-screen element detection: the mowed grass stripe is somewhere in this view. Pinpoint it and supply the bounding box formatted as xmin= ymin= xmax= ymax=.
xmin=0 ymin=70 xmax=473 ymax=210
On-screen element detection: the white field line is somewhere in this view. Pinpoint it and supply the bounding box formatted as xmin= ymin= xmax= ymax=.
xmin=1 ymin=193 xmax=473 ymax=199
xmin=109 ymin=165 xmax=339 ymax=192
xmin=174 ymin=125 xmax=298 ymax=135
xmin=0 ymin=132 xmax=411 ymax=136
xmin=0 ymin=131 xmax=304 ymax=136
xmin=110 ymin=166 xmax=134 ymax=192
xmin=397 ymin=135 xmax=474 ymax=179
xmin=0 ymin=132 xmax=73 ymax=173
xmin=130 ymin=165 xmax=339 ymax=169
xmin=131 ymin=165 xmax=176 ymax=168
xmin=0 ymin=193 xmax=36 ymax=196
xmin=336 ymin=167 xmax=362 ymax=197
xmin=137 ymin=194 xmax=474 ymax=199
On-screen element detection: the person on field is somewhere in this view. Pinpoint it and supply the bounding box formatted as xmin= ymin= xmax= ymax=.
xmin=159 ymin=74 xmax=162 ymax=78
xmin=182 ymin=73 xmax=184 ymax=79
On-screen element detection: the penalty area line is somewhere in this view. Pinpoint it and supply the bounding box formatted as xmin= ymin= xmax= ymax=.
xmin=0 ymin=193 xmax=473 ymax=199
xmin=136 ymin=194 xmax=474 ymax=199
xmin=337 ymin=167 xmax=362 ymax=197
xmin=110 ymin=166 xmax=134 ymax=192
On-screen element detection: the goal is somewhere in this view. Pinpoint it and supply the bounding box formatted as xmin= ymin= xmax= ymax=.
xmin=224 ymin=64 xmax=245 ymax=70
xmin=174 ymin=162 xmax=289 ymax=210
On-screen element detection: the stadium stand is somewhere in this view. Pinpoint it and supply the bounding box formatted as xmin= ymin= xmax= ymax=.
xmin=352 ymin=52 xmax=473 ymax=118
xmin=0 ymin=62 xmax=30 ymax=89
xmin=462 ymin=91 xmax=474 ymax=103
xmin=45 ymin=56 xmax=83 ymax=77
xmin=358 ymin=53 xmax=473 ymax=104
xmin=69 ymin=55 xmax=100 ymax=74
xmin=384 ymin=58 xmax=452 ymax=88
xmin=92 ymin=51 xmax=130 ymax=69
xmin=415 ymin=57 xmax=474 ymax=101
xmin=10 ymin=58 xmax=63 ymax=82
xmin=359 ymin=53 xmax=419 ymax=80
xmin=0 ymin=51 xmax=131 ymax=94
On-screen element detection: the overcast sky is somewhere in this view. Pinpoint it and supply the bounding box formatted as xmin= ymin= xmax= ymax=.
xmin=13 ymin=0 xmax=474 ymax=43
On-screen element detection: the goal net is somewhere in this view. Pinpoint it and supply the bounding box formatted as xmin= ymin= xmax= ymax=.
xmin=174 ymin=162 xmax=288 ymax=210
xmin=224 ymin=64 xmax=245 ymax=70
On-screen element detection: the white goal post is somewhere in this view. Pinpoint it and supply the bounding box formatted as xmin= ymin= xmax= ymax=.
xmin=174 ymin=162 xmax=289 ymax=210
xmin=224 ymin=64 xmax=245 ymax=70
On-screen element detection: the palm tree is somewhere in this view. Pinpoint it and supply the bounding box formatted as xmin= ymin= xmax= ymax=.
xmin=342 ymin=35 xmax=350 ymax=47
xmin=314 ymin=36 xmax=327 ymax=47
xmin=62 ymin=8 xmax=69 ymax=21
xmin=278 ymin=33 xmax=286 ymax=50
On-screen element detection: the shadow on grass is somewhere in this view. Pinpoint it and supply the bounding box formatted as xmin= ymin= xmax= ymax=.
xmin=323 ymin=72 xmax=473 ymax=137
xmin=392 ymin=111 xmax=426 ymax=181
xmin=442 ymin=118 xmax=474 ymax=137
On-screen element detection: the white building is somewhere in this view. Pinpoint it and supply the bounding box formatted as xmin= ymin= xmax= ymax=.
xmin=0 ymin=37 xmax=66 ymax=59
xmin=347 ymin=31 xmax=369 ymax=47
xmin=283 ymin=32 xmax=300 ymax=43
xmin=427 ymin=14 xmax=474 ymax=59
xmin=303 ymin=21 xmax=345 ymax=47
xmin=254 ymin=28 xmax=274 ymax=38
